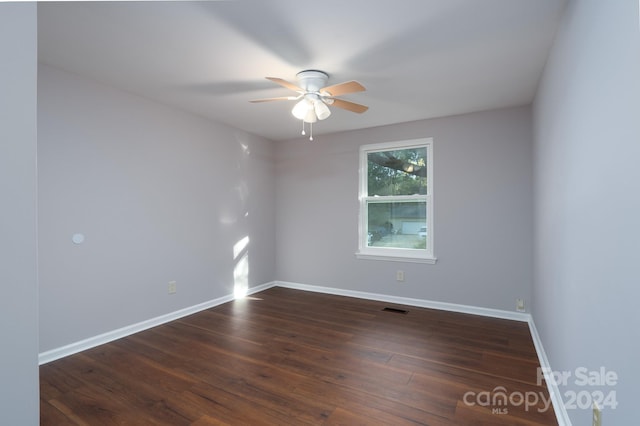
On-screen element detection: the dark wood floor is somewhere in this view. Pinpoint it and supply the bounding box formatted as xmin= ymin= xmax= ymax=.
xmin=40 ymin=287 xmax=558 ymax=425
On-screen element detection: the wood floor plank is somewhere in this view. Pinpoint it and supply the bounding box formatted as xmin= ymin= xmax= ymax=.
xmin=41 ymin=287 xmax=558 ymax=425
xmin=292 ymin=379 xmax=451 ymax=426
xmin=39 ymin=397 xmax=79 ymax=426
xmin=324 ymin=406 xmax=416 ymax=426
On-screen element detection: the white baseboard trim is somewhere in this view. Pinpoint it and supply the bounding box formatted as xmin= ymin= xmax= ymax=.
xmin=275 ymin=280 xmax=531 ymax=322
xmin=527 ymin=319 xmax=572 ymax=426
xmin=274 ymin=280 xmax=570 ymax=426
xmin=38 ymin=281 xmax=276 ymax=365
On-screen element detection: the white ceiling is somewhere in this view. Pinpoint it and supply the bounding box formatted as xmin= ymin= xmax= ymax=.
xmin=38 ymin=0 xmax=567 ymax=141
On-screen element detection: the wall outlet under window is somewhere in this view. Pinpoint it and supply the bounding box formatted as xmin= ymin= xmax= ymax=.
xmin=168 ymin=281 xmax=177 ymax=294
xmin=516 ymin=298 xmax=525 ymax=312
xmin=396 ymin=270 xmax=405 ymax=282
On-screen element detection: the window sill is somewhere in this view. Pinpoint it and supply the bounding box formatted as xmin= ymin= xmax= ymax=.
xmin=355 ymin=252 xmax=437 ymax=264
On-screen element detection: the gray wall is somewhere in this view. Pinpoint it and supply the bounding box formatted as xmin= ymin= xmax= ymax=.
xmin=38 ymin=65 xmax=276 ymax=352
xmin=276 ymin=106 xmax=534 ymax=312
xmin=533 ymin=0 xmax=640 ymax=424
xmin=0 ymin=3 xmax=39 ymax=424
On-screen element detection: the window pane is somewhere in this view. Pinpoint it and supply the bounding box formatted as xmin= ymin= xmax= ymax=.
xmin=367 ymin=201 xmax=427 ymax=249
xmin=367 ymin=147 xmax=427 ymax=196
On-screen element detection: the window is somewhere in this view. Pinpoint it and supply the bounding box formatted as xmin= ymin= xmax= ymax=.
xmin=357 ymin=138 xmax=435 ymax=263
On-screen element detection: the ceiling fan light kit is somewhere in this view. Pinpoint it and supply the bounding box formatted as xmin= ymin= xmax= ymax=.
xmin=250 ymin=69 xmax=368 ymax=140
xmin=291 ymin=96 xmax=330 ymax=122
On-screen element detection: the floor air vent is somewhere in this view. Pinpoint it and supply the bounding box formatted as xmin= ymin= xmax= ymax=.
xmin=382 ymin=307 xmax=409 ymax=314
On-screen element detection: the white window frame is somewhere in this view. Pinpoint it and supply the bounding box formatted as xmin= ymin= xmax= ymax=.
xmin=356 ymin=138 xmax=436 ymax=264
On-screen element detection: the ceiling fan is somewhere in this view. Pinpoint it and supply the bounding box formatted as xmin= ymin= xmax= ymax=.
xmin=250 ymin=70 xmax=368 ymax=140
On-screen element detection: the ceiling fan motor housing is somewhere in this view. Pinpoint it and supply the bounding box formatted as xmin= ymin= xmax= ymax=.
xmin=296 ymin=70 xmax=329 ymax=93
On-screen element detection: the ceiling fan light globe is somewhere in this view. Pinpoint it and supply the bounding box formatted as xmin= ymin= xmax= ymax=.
xmin=291 ymin=99 xmax=309 ymax=120
xmin=303 ymin=109 xmax=317 ymax=123
xmin=314 ymin=100 xmax=331 ymax=120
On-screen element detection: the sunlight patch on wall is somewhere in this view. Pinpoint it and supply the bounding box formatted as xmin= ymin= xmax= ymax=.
xmin=233 ymin=236 xmax=250 ymax=298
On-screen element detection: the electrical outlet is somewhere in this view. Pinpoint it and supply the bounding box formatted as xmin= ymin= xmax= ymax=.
xmin=168 ymin=281 xmax=177 ymax=294
xmin=396 ymin=270 xmax=405 ymax=282
xmin=516 ymin=298 xmax=525 ymax=312
xmin=593 ymin=402 xmax=602 ymax=426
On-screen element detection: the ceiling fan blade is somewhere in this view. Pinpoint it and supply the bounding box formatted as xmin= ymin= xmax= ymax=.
xmin=320 ymin=80 xmax=366 ymax=96
xmin=330 ymin=98 xmax=369 ymax=114
xmin=265 ymin=77 xmax=303 ymax=93
xmin=250 ymin=96 xmax=299 ymax=103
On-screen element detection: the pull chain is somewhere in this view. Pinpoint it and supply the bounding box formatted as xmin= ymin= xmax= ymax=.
xmin=299 ymin=120 xmax=314 ymax=141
